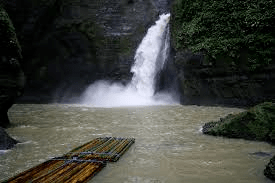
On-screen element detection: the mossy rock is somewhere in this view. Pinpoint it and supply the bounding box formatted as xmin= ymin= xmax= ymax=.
xmin=0 ymin=5 xmax=22 ymax=59
xmin=202 ymin=102 xmax=275 ymax=143
xmin=264 ymin=155 xmax=275 ymax=181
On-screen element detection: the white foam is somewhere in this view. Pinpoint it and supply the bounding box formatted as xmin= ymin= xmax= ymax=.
xmin=0 ymin=150 xmax=11 ymax=155
xmin=80 ymin=80 xmax=176 ymax=107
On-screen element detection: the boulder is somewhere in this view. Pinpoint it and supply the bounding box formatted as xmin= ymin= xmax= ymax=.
xmin=264 ymin=155 xmax=275 ymax=181
xmin=202 ymin=102 xmax=275 ymax=142
xmin=0 ymin=127 xmax=18 ymax=150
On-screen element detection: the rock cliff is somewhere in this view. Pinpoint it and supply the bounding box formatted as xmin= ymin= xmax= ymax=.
xmin=169 ymin=0 xmax=275 ymax=107
xmin=0 ymin=6 xmax=24 ymax=128
xmin=173 ymin=51 xmax=275 ymax=106
xmin=0 ymin=6 xmax=21 ymax=149
xmin=2 ymin=0 xmax=172 ymax=103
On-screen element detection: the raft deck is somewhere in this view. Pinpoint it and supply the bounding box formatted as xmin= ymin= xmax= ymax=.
xmin=5 ymin=137 xmax=135 ymax=183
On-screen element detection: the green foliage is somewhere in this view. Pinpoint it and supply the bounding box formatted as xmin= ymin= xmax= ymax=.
xmin=171 ymin=0 xmax=275 ymax=70
xmin=117 ymin=37 xmax=132 ymax=56
xmin=204 ymin=102 xmax=275 ymax=143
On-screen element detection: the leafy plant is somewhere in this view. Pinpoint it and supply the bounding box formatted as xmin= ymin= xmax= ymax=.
xmin=171 ymin=0 xmax=275 ymax=70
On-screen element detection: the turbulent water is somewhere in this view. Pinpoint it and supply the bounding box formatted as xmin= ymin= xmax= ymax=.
xmin=80 ymin=14 xmax=176 ymax=107
xmin=1 ymin=104 xmax=275 ymax=182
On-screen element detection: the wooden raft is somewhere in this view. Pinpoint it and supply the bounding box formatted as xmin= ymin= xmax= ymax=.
xmin=5 ymin=137 xmax=135 ymax=183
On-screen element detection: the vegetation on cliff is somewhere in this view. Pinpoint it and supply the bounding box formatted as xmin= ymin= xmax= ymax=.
xmin=202 ymin=102 xmax=275 ymax=180
xmin=171 ymin=0 xmax=275 ymax=70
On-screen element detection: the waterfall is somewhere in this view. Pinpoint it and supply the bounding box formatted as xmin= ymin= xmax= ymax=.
xmin=130 ymin=13 xmax=170 ymax=97
xmin=80 ymin=13 xmax=177 ymax=107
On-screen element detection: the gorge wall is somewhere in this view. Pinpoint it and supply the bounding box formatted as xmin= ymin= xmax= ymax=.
xmin=0 ymin=6 xmax=21 ymax=148
xmin=0 ymin=6 xmax=24 ymax=128
xmin=172 ymin=51 xmax=275 ymax=107
xmin=169 ymin=0 xmax=275 ymax=107
xmin=2 ymin=0 xmax=172 ymax=103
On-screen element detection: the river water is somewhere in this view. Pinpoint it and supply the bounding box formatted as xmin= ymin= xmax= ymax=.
xmin=1 ymin=104 xmax=275 ymax=182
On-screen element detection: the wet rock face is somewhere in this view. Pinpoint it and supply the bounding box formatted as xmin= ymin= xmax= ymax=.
xmin=2 ymin=0 xmax=172 ymax=103
xmin=171 ymin=50 xmax=275 ymax=107
xmin=0 ymin=6 xmax=21 ymax=150
xmin=0 ymin=6 xmax=24 ymax=127
xmin=265 ymin=155 xmax=275 ymax=181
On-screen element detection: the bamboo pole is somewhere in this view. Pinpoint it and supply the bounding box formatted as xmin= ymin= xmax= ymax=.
xmin=52 ymin=162 xmax=90 ymax=183
xmin=64 ymin=162 xmax=104 ymax=183
xmin=32 ymin=162 xmax=78 ymax=183
xmin=7 ymin=160 xmax=64 ymax=183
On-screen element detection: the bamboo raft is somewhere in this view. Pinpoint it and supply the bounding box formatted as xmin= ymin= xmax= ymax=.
xmin=5 ymin=137 xmax=135 ymax=183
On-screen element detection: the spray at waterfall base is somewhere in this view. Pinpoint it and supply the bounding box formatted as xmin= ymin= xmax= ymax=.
xmin=80 ymin=14 xmax=178 ymax=107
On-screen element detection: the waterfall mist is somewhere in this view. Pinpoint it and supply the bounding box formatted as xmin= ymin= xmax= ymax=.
xmin=80 ymin=13 xmax=178 ymax=107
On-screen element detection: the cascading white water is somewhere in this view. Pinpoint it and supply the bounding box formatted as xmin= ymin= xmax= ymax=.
xmin=130 ymin=13 xmax=170 ymax=97
xmin=80 ymin=13 xmax=177 ymax=107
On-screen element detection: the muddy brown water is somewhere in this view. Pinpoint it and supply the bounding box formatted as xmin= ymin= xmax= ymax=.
xmin=1 ymin=104 xmax=275 ymax=182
